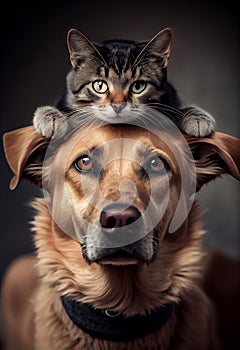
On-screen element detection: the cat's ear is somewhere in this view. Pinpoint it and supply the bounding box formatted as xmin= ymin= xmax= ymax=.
xmin=67 ymin=29 xmax=103 ymax=69
xmin=187 ymin=132 xmax=240 ymax=191
xmin=138 ymin=28 xmax=172 ymax=68
xmin=3 ymin=126 xmax=50 ymax=190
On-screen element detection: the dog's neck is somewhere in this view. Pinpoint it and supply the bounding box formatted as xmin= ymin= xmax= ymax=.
xmin=61 ymin=295 xmax=174 ymax=342
xmin=33 ymin=198 xmax=205 ymax=317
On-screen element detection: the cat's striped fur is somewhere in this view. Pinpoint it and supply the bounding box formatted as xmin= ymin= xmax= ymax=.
xmin=33 ymin=28 xmax=215 ymax=138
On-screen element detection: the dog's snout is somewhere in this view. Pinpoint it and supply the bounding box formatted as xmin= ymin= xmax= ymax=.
xmin=100 ymin=203 xmax=141 ymax=229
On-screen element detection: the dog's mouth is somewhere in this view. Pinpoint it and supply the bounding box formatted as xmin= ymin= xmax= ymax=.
xmin=82 ymin=203 xmax=157 ymax=266
xmin=82 ymin=229 xmax=158 ymax=266
xmin=98 ymin=250 xmax=140 ymax=266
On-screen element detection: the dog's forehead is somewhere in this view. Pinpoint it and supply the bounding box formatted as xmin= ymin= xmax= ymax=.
xmin=65 ymin=125 xmax=179 ymax=163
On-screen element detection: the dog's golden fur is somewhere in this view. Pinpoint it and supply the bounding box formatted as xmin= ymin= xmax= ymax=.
xmin=2 ymin=124 xmax=240 ymax=349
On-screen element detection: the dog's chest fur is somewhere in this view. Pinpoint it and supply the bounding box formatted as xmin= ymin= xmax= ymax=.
xmin=34 ymin=285 xmax=176 ymax=349
xmin=31 ymin=198 xmax=217 ymax=349
xmin=33 ymin=284 xmax=215 ymax=350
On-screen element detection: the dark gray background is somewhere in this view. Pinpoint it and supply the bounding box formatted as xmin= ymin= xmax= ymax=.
xmin=0 ymin=0 xmax=239 ymax=285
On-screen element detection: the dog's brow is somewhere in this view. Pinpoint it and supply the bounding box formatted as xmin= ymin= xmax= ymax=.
xmin=135 ymin=144 xmax=162 ymax=159
xmin=72 ymin=145 xmax=100 ymax=159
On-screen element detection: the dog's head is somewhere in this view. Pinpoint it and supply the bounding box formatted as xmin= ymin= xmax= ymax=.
xmin=3 ymin=124 xmax=240 ymax=313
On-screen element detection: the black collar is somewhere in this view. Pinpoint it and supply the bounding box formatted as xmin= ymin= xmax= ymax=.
xmin=61 ymin=295 xmax=174 ymax=342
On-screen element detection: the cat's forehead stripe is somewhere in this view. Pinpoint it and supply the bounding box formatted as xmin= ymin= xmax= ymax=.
xmin=125 ymin=69 xmax=133 ymax=80
xmin=107 ymin=68 xmax=135 ymax=83
xmin=108 ymin=68 xmax=117 ymax=79
xmin=100 ymin=67 xmax=105 ymax=76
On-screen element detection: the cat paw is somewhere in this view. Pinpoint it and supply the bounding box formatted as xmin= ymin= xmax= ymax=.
xmin=33 ymin=106 xmax=68 ymax=138
xmin=179 ymin=106 xmax=216 ymax=137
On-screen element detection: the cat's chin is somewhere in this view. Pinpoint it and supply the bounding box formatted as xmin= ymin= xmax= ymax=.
xmin=95 ymin=113 xmax=137 ymax=124
xmin=102 ymin=116 xmax=135 ymax=124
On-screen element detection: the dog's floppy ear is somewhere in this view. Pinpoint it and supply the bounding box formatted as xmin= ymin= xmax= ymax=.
xmin=187 ymin=132 xmax=240 ymax=191
xmin=3 ymin=126 xmax=50 ymax=190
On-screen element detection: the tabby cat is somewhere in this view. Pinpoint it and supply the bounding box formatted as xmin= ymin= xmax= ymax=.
xmin=33 ymin=28 xmax=215 ymax=138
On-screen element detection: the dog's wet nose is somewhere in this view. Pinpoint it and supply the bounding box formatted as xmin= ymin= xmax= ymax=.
xmin=100 ymin=203 xmax=141 ymax=229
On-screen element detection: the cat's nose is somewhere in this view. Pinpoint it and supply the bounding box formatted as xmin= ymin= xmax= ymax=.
xmin=111 ymin=102 xmax=126 ymax=114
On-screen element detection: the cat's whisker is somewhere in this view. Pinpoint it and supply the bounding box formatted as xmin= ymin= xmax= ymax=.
xmin=140 ymin=106 xmax=169 ymax=121
xmin=130 ymin=111 xmax=150 ymax=130
xmin=66 ymin=115 xmax=104 ymax=139
xmin=147 ymin=106 xmax=182 ymax=117
xmin=145 ymin=103 xmax=184 ymax=117
xmin=136 ymin=109 xmax=177 ymax=131
xmin=128 ymin=109 xmax=159 ymax=130
xmin=66 ymin=109 xmax=98 ymax=131
xmin=67 ymin=109 xmax=94 ymax=120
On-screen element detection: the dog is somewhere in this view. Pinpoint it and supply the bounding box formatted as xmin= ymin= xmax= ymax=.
xmin=1 ymin=122 xmax=240 ymax=349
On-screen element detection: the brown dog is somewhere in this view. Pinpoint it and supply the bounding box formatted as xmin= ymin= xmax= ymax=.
xmin=1 ymin=124 xmax=240 ymax=349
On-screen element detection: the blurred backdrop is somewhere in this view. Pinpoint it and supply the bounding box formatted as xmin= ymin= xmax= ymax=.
xmin=0 ymin=0 xmax=239 ymax=284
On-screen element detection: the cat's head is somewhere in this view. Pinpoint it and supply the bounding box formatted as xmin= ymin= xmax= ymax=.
xmin=65 ymin=28 xmax=174 ymax=122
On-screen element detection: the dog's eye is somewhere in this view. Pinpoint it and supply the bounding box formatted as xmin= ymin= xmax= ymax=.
xmin=148 ymin=156 xmax=168 ymax=174
xmin=74 ymin=155 xmax=93 ymax=173
xmin=92 ymin=80 xmax=108 ymax=94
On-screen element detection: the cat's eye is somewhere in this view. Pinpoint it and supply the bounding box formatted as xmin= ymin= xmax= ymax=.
xmin=74 ymin=155 xmax=93 ymax=173
xmin=147 ymin=156 xmax=168 ymax=174
xmin=92 ymin=80 xmax=108 ymax=94
xmin=131 ymin=80 xmax=147 ymax=94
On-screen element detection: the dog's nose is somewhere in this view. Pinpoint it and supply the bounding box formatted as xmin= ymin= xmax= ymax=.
xmin=100 ymin=203 xmax=141 ymax=229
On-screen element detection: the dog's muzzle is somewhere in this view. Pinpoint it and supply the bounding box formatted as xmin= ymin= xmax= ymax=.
xmin=100 ymin=203 xmax=141 ymax=231
xmin=82 ymin=202 xmax=156 ymax=265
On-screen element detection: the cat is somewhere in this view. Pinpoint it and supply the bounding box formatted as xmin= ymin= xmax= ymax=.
xmin=33 ymin=28 xmax=215 ymax=138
